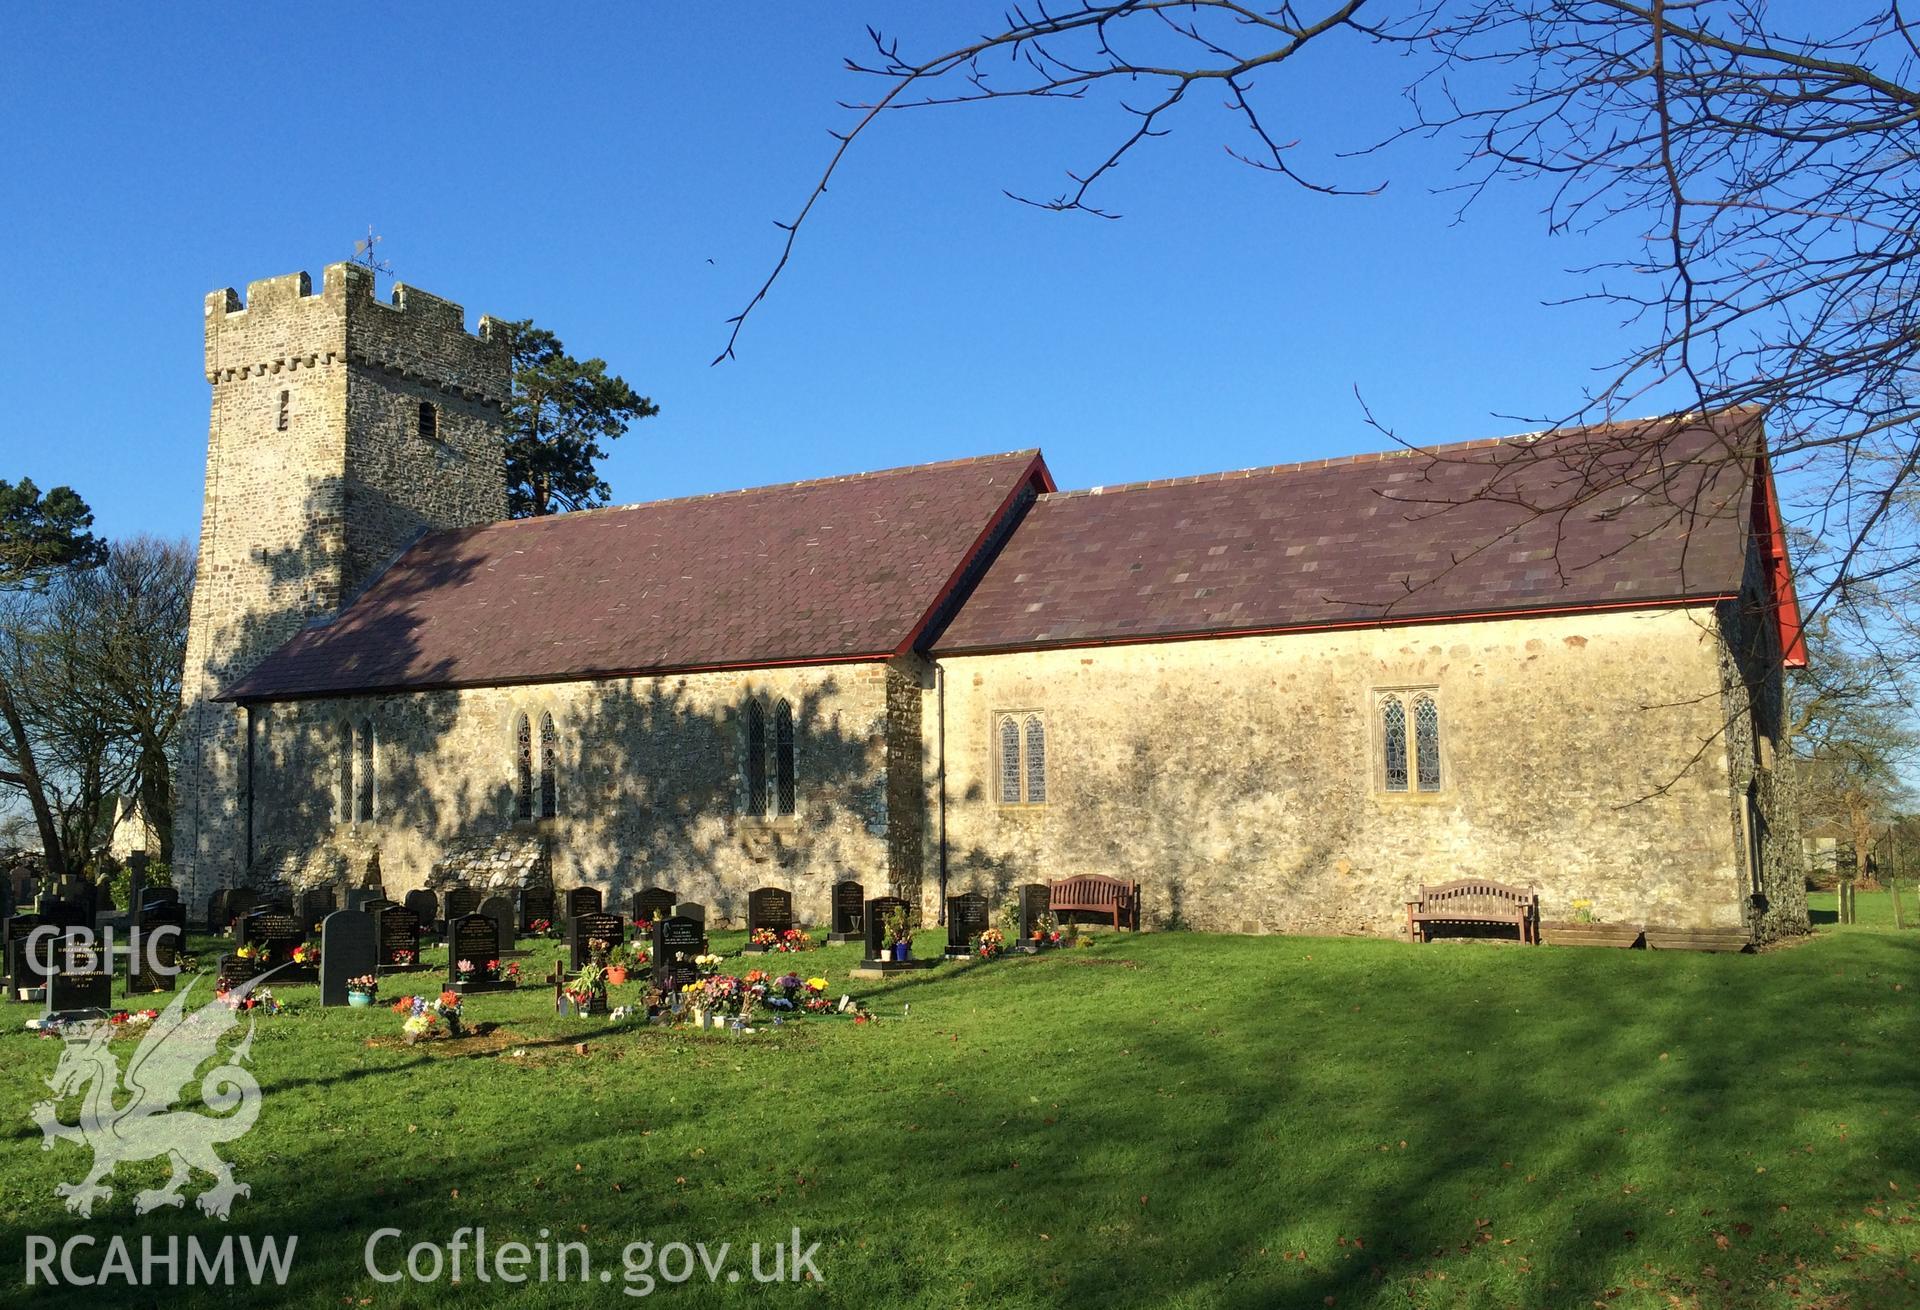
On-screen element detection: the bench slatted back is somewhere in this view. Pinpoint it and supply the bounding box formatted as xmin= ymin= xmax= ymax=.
xmin=1415 ymin=880 xmax=1535 ymax=917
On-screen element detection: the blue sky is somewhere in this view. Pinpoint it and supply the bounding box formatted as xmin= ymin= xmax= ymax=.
xmin=2 ymin=4 xmax=1640 ymax=545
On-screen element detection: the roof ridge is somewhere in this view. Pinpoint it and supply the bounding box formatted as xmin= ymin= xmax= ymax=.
xmin=1041 ymin=410 xmax=1758 ymax=502
xmin=453 ymin=449 xmax=1044 ymax=530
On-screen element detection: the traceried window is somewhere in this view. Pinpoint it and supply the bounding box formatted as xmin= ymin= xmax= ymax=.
xmin=337 ymin=720 xmax=355 ymax=823
xmin=1379 ymin=690 xmax=1442 ymax=793
xmin=773 ymin=699 xmax=796 ymax=817
xmin=996 ymin=712 xmax=1048 ymax=805
xmin=744 ymin=699 xmax=768 ymax=817
xmin=1413 ymin=694 xmax=1441 ymax=792
xmin=514 ymin=712 xmax=533 ymax=822
xmin=539 ymin=712 xmax=558 ymax=819
xmin=1024 ymin=715 xmax=1048 ymax=804
xmin=356 ymin=718 xmax=376 ymax=820
xmin=998 ymin=716 xmax=1022 ymax=803
xmin=1381 ymin=696 xmax=1409 ymax=792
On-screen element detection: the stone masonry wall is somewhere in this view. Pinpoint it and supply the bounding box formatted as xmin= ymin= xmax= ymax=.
xmin=938 ymin=606 xmax=1754 ymax=936
xmin=250 ymin=662 xmax=894 ymax=927
xmin=176 ymin=265 xmax=510 ymax=913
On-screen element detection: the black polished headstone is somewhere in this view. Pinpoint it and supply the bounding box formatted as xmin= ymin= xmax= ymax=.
xmin=649 ymin=915 xmax=707 ymax=993
xmin=478 ymin=896 xmax=518 ymax=952
xmin=631 ymin=887 xmax=675 ymax=925
xmin=520 ymin=887 xmax=556 ymax=933
xmin=126 ymin=923 xmax=182 ymax=994
xmin=946 ymin=891 xmax=991 ymax=959
xmin=444 ymin=886 xmax=481 ymax=921
xmin=319 ymin=909 xmax=378 ymax=1006
xmin=568 ymin=912 xmax=625 ymax=972
xmin=5 ymin=913 xmax=46 ymax=999
xmin=743 ymin=886 xmax=794 ymax=952
xmin=448 ymin=913 xmax=513 ymax=993
xmin=864 ymin=895 xmax=909 ymax=962
xmin=404 ymin=889 xmax=440 ymax=931
xmin=299 ymin=887 xmax=337 ymax=931
xmin=47 ymin=933 xmax=112 ymax=1015
xmin=377 ymin=905 xmax=423 ymax=972
xmin=671 ymin=901 xmax=706 ymax=925
xmin=563 ymin=887 xmax=602 ymax=922
xmin=829 ymin=879 xmax=864 ymax=943
xmin=1018 ymin=883 xmax=1053 ymax=945
xmin=224 ymin=888 xmax=259 ymax=927
xmin=205 ymin=889 xmax=229 ymax=933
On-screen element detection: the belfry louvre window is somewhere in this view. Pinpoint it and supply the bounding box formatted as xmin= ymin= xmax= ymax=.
xmin=1379 ymin=690 xmax=1442 ymax=793
xmin=996 ymin=712 xmax=1048 ymax=805
xmin=418 ymin=401 xmax=438 ymax=442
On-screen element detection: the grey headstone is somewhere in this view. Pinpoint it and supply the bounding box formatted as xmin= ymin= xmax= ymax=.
xmin=320 ymin=910 xmax=379 ymax=1006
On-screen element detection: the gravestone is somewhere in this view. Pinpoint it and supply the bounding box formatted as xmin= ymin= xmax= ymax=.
xmin=217 ymin=951 xmax=260 ymax=989
xmin=93 ymin=880 xmax=117 ymax=916
xmin=447 ymin=913 xmax=514 ymax=993
xmin=224 ymin=888 xmax=259 ymax=927
xmin=946 ymin=891 xmax=991 ymax=959
xmin=864 ymin=896 xmax=909 ymax=963
xmin=650 ymin=914 xmax=708 ymax=994
xmin=345 ymin=888 xmax=378 ymax=912
xmin=5 ymin=913 xmax=45 ymax=999
xmin=126 ymin=853 xmax=148 ymax=924
xmin=205 ymin=889 xmax=229 ymax=933
xmin=743 ymin=886 xmax=794 ymax=953
xmin=520 ymin=887 xmax=556 ymax=934
xmin=47 ymin=934 xmax=112 ymax=1015
xmin=363 ymin=896 xmax=397 ymax=921
xmin=244 ymin=909 xmax=310 ymax=978
xmin=377 ymin=905 xmax=423 ymax=972
xmin=319 ymin=909 xmax=379 ymax=1007
xmin=404 ymin=889 xmax=440 ymax=931
xmin=444 ymin=886 xmax=481 ymax=921
xmin=631 ymin=887 xmax=675 ymax=926
xmin=478 ymin=896 xmax=522 ymax=956
xmin=299 ymin=887 xmax=337 ymax=932
xmin=563 ymin=887 xmax=602 ymax=923
xmin=126 ymin=922 xmax=182 ymax=995
xmin=568 ymin=912 xmax=625 ymax=973
xmin=1018 ymin=883 xmax=1053 ymax=948
xmin=37 ymin=899 xmax=90 ymax=933
xmin=828 ymin=879 xmax=864 ymax=944
xmin=671 ymin=901 xmax=706 ymax=926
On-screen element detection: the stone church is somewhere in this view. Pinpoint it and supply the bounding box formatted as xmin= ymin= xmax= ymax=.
xmin=176 ymin=265 xmax=1809 ymax=941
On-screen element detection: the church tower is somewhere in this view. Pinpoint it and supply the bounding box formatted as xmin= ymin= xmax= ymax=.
xmin=175 ymin=263 xmax=512 ymax=908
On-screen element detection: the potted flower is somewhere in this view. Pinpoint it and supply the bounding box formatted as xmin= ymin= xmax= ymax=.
xmin=974 ymin=926 xmax=1006 ymax=960
xmin=606 ymin=945 xmax=630 ymax=987
xmin=346 ymin=974 xmax=378 ymax=1007
xmin=882 ymin=904 xmax=919 ymax=961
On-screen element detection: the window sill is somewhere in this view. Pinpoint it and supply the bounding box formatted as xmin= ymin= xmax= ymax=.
xmin=738 ymin=816 xmax=800 ymax=833
xmin=1372 ymin=790 xmax=1451 ymax=805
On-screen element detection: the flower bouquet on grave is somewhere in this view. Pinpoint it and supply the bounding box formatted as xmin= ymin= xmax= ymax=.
xmin=395 ymin=991 xmax=463 ymax=1043
xmin=974 ymin=926 xmax=1006 ymax=961
xmin=347 ymin=974 xmax=379 ymax=1006
xmin=529 ymin=917 xmax=553 ymax=938
xmin=390 ymin=947 xmax=419 ymax=969
xmin=694 ymin=953 xmax=723 ymax=975
xmin=749 ymin=928 xmax=780 ymax=951
xmin=291 ymin=942 xmax=319 ymax=969
xmin=882 ymin=905 xmax=920 ymax=961
xmin=455 ymin=958 xmax=478 ymax=983
xmin=561 ymin=963 xmax=608 ymax=1017
xmin=503 ymin=961 xmax=522 ymax=985
xmin=775 ymin=928 xmax=814 ymax=953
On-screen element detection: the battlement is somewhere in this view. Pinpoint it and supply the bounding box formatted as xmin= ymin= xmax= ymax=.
xmin=204 ymin=263 xmax=511 ymax=404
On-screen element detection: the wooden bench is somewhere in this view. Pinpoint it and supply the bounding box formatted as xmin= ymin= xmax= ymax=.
xmin=1406 ymin=880 xmax=1538 ymax=944
xmin=1048 ymin=875 xmax=1140 ymax=930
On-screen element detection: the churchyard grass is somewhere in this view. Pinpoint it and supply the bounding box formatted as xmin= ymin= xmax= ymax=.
xmin=1 ymin=919 xmax=1914 ymax=1308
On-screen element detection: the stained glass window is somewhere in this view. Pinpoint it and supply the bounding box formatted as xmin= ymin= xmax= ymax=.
xmin=745 ymin=700 xmax=768 ymax=817
xmin=539 ymin=712 xmax=558 ymax=819
xmin=774 ymin=699 xmax=796 ymax=816
xmin=1382 ymin=696 xmax=1408 ymax=792
xmin=514 ymin=713 xmax=533 ymax=822
xmin=1413 ymin=694 xmax=1441 ymax=792
xmin=356 ymin=718 xmax=375 ymax=821
xmin=338 ymin=720 xmax=355 ymax=822
xmin=1024 ymin=715 xmax=1048 ymax=804
xmin=998 ymin=716 xmax=1022 ymax=803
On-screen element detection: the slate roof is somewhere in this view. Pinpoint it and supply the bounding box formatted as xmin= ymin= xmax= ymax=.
xmin=221 ymin=450 xmax=1049 ymax=701
xmin=932 ymin=412 xmax=1765 ymax=655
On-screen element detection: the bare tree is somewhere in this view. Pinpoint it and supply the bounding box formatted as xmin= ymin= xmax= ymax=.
xmin=724 ymin=1 xmax=1920 ymax=646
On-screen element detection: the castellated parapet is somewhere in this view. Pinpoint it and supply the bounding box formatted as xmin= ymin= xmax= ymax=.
xmin=177 ymin=264 xmax=513 ymax=910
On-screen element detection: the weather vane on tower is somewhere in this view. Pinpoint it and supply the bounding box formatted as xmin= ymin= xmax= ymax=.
xmin=352 ymin=225 xmax=394 ymax=293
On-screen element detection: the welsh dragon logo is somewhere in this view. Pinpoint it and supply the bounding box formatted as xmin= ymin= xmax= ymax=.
xmin=31 ymin=971 xmax=270 ymax=1220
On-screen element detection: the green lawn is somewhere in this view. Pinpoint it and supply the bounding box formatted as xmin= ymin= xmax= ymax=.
xmin=2 ymin=917 xmax=1916 ymax=1309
